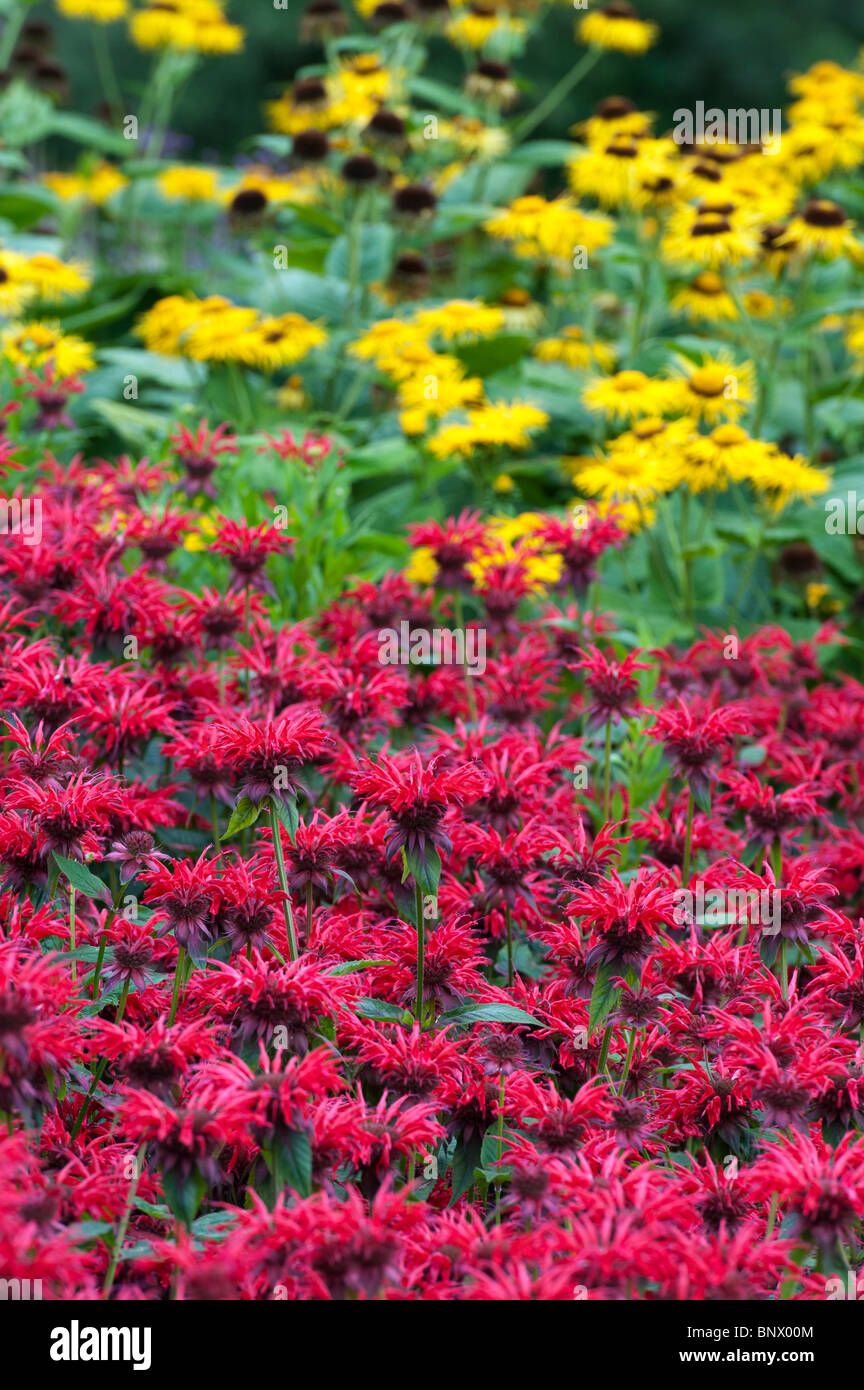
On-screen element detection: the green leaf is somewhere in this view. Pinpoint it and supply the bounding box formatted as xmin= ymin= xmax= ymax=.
xmin=438 ymin=1002 xmax=540 ymax=1027
xmin=401 ymin=842 xmax=441 ymax=896
xmin=327 ymin=958 xmax=393 ymax=975
xmin=272 ymin=793 xmax=300 ymax=846
xmin=450 ymin=1133 xmax=483 ymax=1203
xmin=221 ymin=796 xmax=261 ymax=839
xmin=353 ymin=997 xmax=412 ymax=1024
xmin=269 ymin=1128 xmax=312 ymax=1199
xmin=52 ymin=853 xmax=110 ymax=904
xmin=161 ymin=1168 xmax=206 ymax=1227
xmin=588 ymin=960 xmax=619 ymax=1035
xmin=506 ymin=140 xmax=576 ymax=166
xmin=0 ymin=184 xmax=58 ymax=231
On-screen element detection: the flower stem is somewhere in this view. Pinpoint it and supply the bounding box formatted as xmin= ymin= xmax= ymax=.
xmin=168 ymin=946 xmax=186 ymax=1025
xmin=512 ymin=46 xmax=602 ymax=143
xmin=269 ymin=801 xmax=298 ymax=961
xmin=602 ymin=717 xmax=612 ymax=822
xmin=103 ymin=1143 xmax=145 ymax=1298
xmin=414 ymin=877 xmax=425 ymax=1026
xmin=682 ymin=787 xmax=695 ymax=886
xmin=505 ymin=904 xmax=514 ymax=988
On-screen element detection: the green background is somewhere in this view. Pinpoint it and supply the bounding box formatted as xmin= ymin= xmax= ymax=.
xmin=27 ymin=0 xmax=864 ymax=158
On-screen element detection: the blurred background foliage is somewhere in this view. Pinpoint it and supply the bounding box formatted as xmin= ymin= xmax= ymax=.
xmin=32 ymin=0 xmax=864 ymax=158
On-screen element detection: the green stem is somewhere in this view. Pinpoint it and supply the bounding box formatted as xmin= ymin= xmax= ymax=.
xmin=682 ymin=787 xmax=695 ymax=886
xmin=511 ymin=46 xmax=602 ymax=143
xmin=168 ymin=945 xmax=186 ymax=1025
xmin=415 ymin=877 xmax=425 ymax=1026
xmin=602 ymin=717 xmax=612 ymax=822
xmin=103 ymin=1143 xmax=145 ymax=1298
xmin=619 ymin=1028 xmax=638 ymax=1095
xmin=505 ymin=905 xmax=513 ymax=988
xmin=69 ymin=885 xmax=77 ymax=984
xmin=91 ymin=23 xmax=123 ymax=121
xmin=270 ymin=801 xmax=298 ymax=961
xmin=69 ymin=979 xmax=130 ymax=1141
xmin=306 ymin=880 xmax=314 ymax=948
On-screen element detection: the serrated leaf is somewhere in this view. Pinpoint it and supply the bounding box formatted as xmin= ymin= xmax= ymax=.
xmin=221 ymin=796 xmax=261 ymax=839
xmin=52 ymin=853 xmax=110 ymax=903
xmin=588 ymin=960 xmax=619 ymax=1035
xmin=438 ymin=1002 xmax=540 ymax=1027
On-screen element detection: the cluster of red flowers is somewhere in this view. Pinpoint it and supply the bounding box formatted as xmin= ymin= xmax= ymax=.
xmin=2 ymin=431 xmax=864 ymax=1300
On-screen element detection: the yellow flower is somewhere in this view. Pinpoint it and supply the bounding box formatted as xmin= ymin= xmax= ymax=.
xmin=2 ymin=321 xmax=95 ymax=375
xmin=0 ymin=252 xmax=32 ymax=314
xmin=785 ymin=199 xmax=864 ymax=264
xmin=398 ymin=359 xmax=484 ymax=434
xmin=670 ymin=271 xmax=738 ymax=322
xmin=806 ymin=582 xmax=829 ymax=609
xmin=43 ymin=163 xmax=128 ymax=206
xmin=446 ymin=8 xmax=526 ymax=49
xmin=433 ymin=116 xmax=510 ymax=160
xmin=568 ymin=134 xmax=675 ymax=210
xmin=485 ymin=194 xmax=613 ymax=262
xmin=56 ymin=0 xmax=127 ymax=19
xmin=667 ymin=355 xmax=755 ymax=423
xmin=493 ymin=473 xmax=515 ymax=494
xmin=427 ymin=402 xmax=548 ymax=459
xmin=534 ymin=325 xmax=616 ymax=372
xmin=130 ymin=0 xmax=243 ymax=54
xmin=414 ymin=299 xmax=505 ymax=342
xmin=744 ymin=452 xmax=832 ymax=512
xmin=661 ymin=199 xmax=759 ymax=268
xmin=578 ymin=2 xmax=658 ymax=54
xmin=158 ymin=165 xmax=220 ymax=201
xmin=583 ymin=369 xmax=671 ymax=421
xmin=20 ymin=252 xmax=91 ymax=301
xmin=136 ymin=295 xmax=205 ymax=355
xmin=405 ymin=545 xmax=438 ymax=586
xmin=349 ymin=318 xmax=428 ymax=368
xmin=232 ymin=314 xmax=327 ymax=371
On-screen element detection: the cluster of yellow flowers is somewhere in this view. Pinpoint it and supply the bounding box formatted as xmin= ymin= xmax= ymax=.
xmin=267 ymin=52 xmax=397 ymax=137
xmin=136 ymin=295 xmax=327 ymax=370
xmin=350 ymin=301 xmax=549 ymax=457
xmin=406 ymin=511 xmax=567 ymax=592
xmin=55 ymin=0 xmax=244 ymax=53
xmin=0 ymin=247 xmax=91 ymax=316
xmin=0 ymin=244 xmax=94 ymax=376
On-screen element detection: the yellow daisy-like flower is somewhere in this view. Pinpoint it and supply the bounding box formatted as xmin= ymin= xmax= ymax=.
xmin=787 ymin=60 xmax=864 ymax=112
xmin=405 ymin=545 xmax=439 ymax=586
xmin=777 ymin=120 xmax=864 ymax=185
xmin=18 ymin=253 xmax=91 ymax=302
xmin=661 ymin=199 xmax=760 ymax=269
xmin=42 ymin=163 xmax=128 ymax=206
xmin=0 ymin=252 xmax=32 ymax=314
xmin=495 ymin=288 xmax=545 ymax=334
xmin=2 ymin=321 xmax=95 ymax=375
xmin=578 ymin=2 xmax=658 ymax=54
xmin=181 ymin=299 xmax=260 ymax=362
xmin=686 ymin=423 xmax=776 ymax=484
xmin=493 ymin=473 xmax=515 ymax=494
xmin=569 ymin=448 xmax=671 ymax=502
xmin=844 ymin=312 xmax=864 ymax=362
xmin=574 ymin=97 xmax=654 ymax=147
xmin=349 ymin=318 xmax=428 ymax=368
xmin=56 ymin=0 xmax=127 ymax=20
xmin=743 ymin=451 xmax=832 ymax=512
xmin=785 ymin=199 xmax=864 ymax=264
xmin=486 ymin=194 xmax=613 ymax=263
xmin=670 ymin=271 xmax=738 ymax=322
xmin=534 ymin=325 xmax=616 ymax=372
xmin=667 ymin=355 xmax=755 ymax=423
xmin=743 ymin=288 xmax=785 ymax=318
xmin=136 ymin=295 xmax=205 ymax=355
xmin=414 ymin=299 xmax=505 ymax=343
xmin=583 ymin=369 xmax=671 ymax=422
xmin=568 ymin=134 xmax=675 ymax=211
xmin=446 ymin=7 xmax=526 ymax=50
xmin=398 ymin=360 xmax=485 ymax=435
xmin=130 ymin=0 xmax=243 ymax=54
xmin=158 ymin=166 xmax=220 ymax=201
xmin=433 ymin=116 xmax=511 ymax=160
xmin=428 ymin=401 xmax=548 ymax=459
xmin=231 ymin=314 xmax=327 ymax=371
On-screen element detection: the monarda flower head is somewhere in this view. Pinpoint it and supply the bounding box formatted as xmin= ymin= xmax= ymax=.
xmin=569 ymin=644 xmax=650 ymax=727
xmin=350 ymin=749 xmax=488 ymax=867
xmin=210 ymin=708 xmax=332 ymax=809
xmin=650 ymin=697 xmax=752 ymax=803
